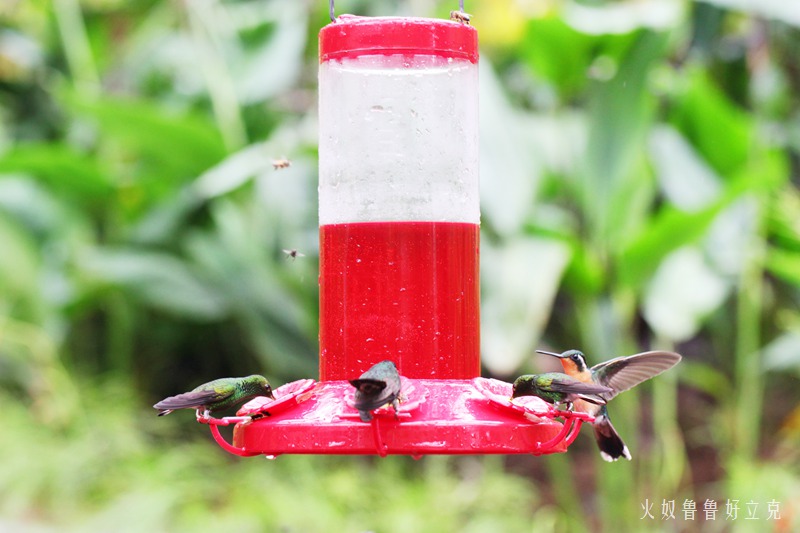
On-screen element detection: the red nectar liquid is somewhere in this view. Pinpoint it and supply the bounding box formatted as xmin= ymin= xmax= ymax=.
xmin=319 ymin=221 xmax=480 ymax=380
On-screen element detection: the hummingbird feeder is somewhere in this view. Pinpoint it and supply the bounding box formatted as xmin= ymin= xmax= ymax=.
xmin=206 ymin=6 xmax=593 ymax=457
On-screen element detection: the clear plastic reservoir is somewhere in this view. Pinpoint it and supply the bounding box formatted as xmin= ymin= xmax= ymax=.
xmin=318 ymin=17 xmax=480 ymax=380
xmin=319 ymin=54 xmax=479 ymax=224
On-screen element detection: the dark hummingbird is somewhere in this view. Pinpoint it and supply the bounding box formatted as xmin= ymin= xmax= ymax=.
xmin=349 ymin=360 xmax=402 ymax=422
xmin=538 ymin=349 xmax=682 ymax=462
xmin=512 ymin=372 xmax=614 ymax=410
xmin=154 ymin=375 xmax=274 ymax=420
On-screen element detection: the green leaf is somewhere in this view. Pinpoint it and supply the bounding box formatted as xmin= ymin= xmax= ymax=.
xmin=479 ymin=60 xmax=545 ymax=236
xmin=587 ymin=30 xmax=667 ymax=169
xmin=62 ymin=93 xmax=227 ymax=182
xmin=677 ymin=360 xmax=732 ymax=401
xmin=648 ymin=125 xmax=722 ymax=211
xmin=481 ymin=236 xmax=572 ymax=374
xmin=671 ymin=69 xmax=753 ymax=177
xmin=521 ymin=17 xmax=595 ymax=96
xmin=766 ymin=247 xmax=800 ymax=287
xmin=581 ymin=30 xmax=667 ymax=246
xmin=642 ymin=246 xmax=730 ymax=342
xmin=0 ymin=212 xmax=40 ymax=298
xmin=617 ymin=201 xmax=727 ymax=289
xmin=563 ymin=0 xmax=685 ymax=35
xmin=769 ymin=185 xmax=800 ymax=252
xmin=700 ymin=0 xmax=800 ymax=27
xmin=562 ymin=239 xmax=606 ymax=295
xmin=78 ymin=248 xmax=229 ymax=321
xmin=232 ymin=2 xmax=308 ymax=104
xmin=762 ymin=331 xmax=800 ymax=376
xmin=185 ymin=229 xmax=317 ymax=378
xmin=0 ymin=176 xmax=72 ymax=236
xmin=0 ymin=145 xmax=113 ymax=210
xmin=619 ymin=151 xmax=786 ymax=289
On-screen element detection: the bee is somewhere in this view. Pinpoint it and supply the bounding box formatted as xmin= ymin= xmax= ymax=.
xmin=272 ymin=158 xmax=291 ymax=170
xmin=449 ymin=10 xmax=471 ymax=24
xmin=283 ymin=249 xmax=305 ymax=260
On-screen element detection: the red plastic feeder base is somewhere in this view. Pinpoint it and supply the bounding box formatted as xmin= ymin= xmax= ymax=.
xmin=204 ymin=378 xmax=593 ymax=457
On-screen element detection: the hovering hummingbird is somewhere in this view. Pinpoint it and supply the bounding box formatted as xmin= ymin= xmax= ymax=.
xmin=512 ymin=372 xmax=614 ymax=410
xmin=349 ymin=360 xmax=402 ymax=422
xmin=154 ymin=375 xmax=274 ymax=420
xmin=538 ymin=349 xmax=682 ymax=462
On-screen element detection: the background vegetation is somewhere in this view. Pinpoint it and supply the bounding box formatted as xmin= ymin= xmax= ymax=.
xmin=2 ymin=0 xmax=799 ymax=531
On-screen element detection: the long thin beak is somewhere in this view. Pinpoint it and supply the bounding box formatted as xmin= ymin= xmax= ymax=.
xmin=536 ymin=349 xmax=565 ymax=358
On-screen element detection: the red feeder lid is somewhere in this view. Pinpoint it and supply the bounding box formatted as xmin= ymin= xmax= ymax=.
xmin=320 ymin=16 xmax=478 ymax=63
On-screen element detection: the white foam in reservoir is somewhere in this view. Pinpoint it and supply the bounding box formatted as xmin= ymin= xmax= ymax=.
xmin=318 ymin=55 xmax=479 ymax=225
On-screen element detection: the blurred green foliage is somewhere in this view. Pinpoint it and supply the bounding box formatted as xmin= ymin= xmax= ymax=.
xmin=2 ymin=0 xmax=800 ymax=531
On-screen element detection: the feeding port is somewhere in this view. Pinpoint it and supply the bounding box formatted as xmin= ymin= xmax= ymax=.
xmin=206 ymin=14 xmax=592 ymax=457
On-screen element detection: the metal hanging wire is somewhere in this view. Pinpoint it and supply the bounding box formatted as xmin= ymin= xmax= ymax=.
xmin=329 ymin=1 xmax=467 ymax=22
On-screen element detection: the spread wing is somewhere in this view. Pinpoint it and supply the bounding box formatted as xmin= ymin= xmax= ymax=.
xmin=153 ymin=382 xmax=235 ymax=411
xmin=548 ymin=374 xmax=613 ymax=398
xmin=592 ymin=351 xmax=682 ymax=400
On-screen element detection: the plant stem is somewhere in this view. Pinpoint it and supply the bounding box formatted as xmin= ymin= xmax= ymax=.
xmin=106 ymin=291 xmax=134 ymax=376
xmin=543 ymin=453 xmax=587 ymax=532
xmin=650 ymin=342 xmax=686 ymax=498
xmin=733 ymin=195 xmax=766 ymax=460
xmin=185 ymin=0 xmax=248 ymax=151
xmin=52 ymin=0 xmax=100 ymax=96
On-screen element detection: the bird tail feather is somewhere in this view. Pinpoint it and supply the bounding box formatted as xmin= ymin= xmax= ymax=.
xmin=593 ymin=412 xmax=631 ymax=462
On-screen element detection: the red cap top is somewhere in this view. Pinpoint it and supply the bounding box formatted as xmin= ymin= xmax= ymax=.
xmin=320 ymin=16 xmax=478 ymax=63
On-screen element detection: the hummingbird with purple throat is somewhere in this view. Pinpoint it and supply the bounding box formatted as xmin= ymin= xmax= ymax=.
xmin=537 ymin=348 xmax=682 ymax=461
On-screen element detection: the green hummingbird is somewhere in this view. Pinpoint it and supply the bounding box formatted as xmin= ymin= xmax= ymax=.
xmin=512 ymin=372 xmax=614 ymax=410
xmin=538 ymin=348 xmax=682 ymax=462
xmin=349 ymin=360 xmax=402 ymax=422
xmin=154 ymin=375 xmax=274 ymax=419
